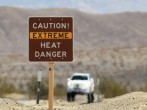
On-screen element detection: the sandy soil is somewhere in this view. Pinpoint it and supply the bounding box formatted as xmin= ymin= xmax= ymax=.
xmin=0 ymin=92 xmax=147 ymax=110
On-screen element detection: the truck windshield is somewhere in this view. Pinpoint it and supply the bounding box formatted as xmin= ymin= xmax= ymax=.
xmin=71 ymin=75 xmax=88 ymax=80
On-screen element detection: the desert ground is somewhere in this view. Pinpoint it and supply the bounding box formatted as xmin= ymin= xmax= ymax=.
xmin=0 ymin=92 xmax=147 ymax=110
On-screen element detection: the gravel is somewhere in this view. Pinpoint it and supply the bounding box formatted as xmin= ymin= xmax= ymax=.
xmin=0 ymin=92 xmax=147 ymax=110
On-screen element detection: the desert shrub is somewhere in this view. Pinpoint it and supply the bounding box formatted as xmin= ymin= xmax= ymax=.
xmin=99 ymin=76 xmax=128 ymax=98
xmin=17 ymin=83 xmax=26 ymax=94
xmin=27 ymin=76 xmax=37 ymax=98
xmin=27 ymin=76 xmax=66 ymax=99
xmin=0 ymin=78 xmax=16 ymax=97
xmin=54 ymin=84 xmax=66 ymax=97
xmin=140 ymin=83 xmax=147 ymax=92
xmin=40 ymin=80 xmax=48 ymax=99
xmin=27 ymin=76 xmax=48 ymax=99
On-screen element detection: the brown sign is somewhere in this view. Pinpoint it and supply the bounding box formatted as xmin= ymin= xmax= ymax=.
xmin=29 ymin=17 xmax=73 ymax=61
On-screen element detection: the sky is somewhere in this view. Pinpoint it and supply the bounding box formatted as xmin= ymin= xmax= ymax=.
xmin=0 ymin=0 xmax=147 ymax=13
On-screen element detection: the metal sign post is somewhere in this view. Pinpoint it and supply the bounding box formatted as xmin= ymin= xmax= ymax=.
xmin=37 ymin=70 xmax=42 ymax=104
xmin=97 ymin=78 xmax=100 ymax=102
xmin=49 ymin=63 xmax=54 ymax=110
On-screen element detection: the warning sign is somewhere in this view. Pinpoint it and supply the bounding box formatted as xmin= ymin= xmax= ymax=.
xmin=29 ymin=17 xmax=73 ymax=61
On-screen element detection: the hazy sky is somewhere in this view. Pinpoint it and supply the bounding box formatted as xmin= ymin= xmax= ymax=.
xmin=0 ymin=0 xmax=147 ymax=13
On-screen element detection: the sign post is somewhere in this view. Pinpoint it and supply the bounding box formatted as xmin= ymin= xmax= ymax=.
xmin=29 ymin=17 xmax=73 ymax=110
xmin=97 ymin=78 xmax=100 ymax=102
xmin=48 ymin=63 xmax=54 ymax=110
xmin=36 ymin=70 xmax=42 ymax=104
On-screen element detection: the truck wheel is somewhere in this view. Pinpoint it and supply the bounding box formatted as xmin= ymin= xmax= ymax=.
xmin=67 ymin=92 xmax=71 ymax=102
xmin=87 ymin=93 xmax=94 ymax=103
xmin=71 ymin=92 xmax=76 ymax=102
xmin=91 ymin=93 xmax=94 ymax=103
xmin=87 ymin=93 xmax=91 ymax=103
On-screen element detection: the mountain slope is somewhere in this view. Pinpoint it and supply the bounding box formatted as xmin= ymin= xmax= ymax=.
xmin=0 ymin=7 xmax=147 ymax=55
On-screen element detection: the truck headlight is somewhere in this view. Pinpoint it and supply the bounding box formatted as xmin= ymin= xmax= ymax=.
xmin=67 ymin=82 xmax=74 ymax=88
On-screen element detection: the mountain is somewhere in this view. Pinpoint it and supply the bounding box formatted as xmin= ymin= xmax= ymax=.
xmin=0 ymin=7 xmax=147 ymax=89
xmin=0 ymin=7 xmax=147 ymax=55
xmin=1 ymin=0 xmax=147 ymax=13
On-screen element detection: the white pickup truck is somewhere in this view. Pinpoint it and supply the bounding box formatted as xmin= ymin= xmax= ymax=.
xmin=67 ymin=73 xmax=95 ymax=103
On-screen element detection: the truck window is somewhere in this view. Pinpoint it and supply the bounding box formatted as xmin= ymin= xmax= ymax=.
xmin=71 ymin=75 xmax=88 ymax=80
